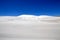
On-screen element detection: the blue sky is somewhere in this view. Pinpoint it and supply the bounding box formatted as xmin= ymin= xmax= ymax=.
xmin=0 ymin=0 xmax=60 ymax=16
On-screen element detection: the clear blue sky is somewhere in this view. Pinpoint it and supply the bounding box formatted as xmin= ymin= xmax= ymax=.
xmin=0 ymin=0 xmax=60 ymax=16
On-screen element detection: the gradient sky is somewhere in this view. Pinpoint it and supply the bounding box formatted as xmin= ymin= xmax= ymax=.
xmin=0 ymin=0 xmax=60 ymax=16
